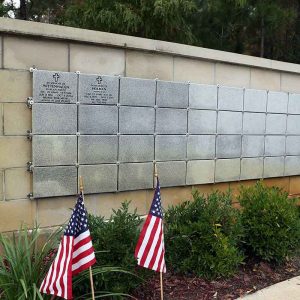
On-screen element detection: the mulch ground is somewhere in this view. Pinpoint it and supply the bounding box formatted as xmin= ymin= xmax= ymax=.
xmin=132 ymin=257 xmax=300 ymax=299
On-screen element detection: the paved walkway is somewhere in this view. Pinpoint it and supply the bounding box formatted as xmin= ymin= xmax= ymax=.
xmin=236 ymin=276 xmax=300 ymax=299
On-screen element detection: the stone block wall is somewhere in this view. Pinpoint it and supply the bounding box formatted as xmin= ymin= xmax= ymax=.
xmin=1 ymin=18 xmax=300 ymax=232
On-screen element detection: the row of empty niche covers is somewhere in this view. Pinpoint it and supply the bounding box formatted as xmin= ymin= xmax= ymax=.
xmin=32 ymin=135 xmax=300 ymax=167
xmin=33 ymin=156 xmax=300 ymax=198
xmin=33 ymin=70 xmax=300 ymax=113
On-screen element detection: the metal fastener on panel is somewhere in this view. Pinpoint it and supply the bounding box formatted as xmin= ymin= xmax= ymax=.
xmin=27 ymin=193 xmax=34 ymax=200
xmin=27 ymin=130 xmax=33 ymax=140
xmin=76 ymin=71 xmax=81 ymax=74
xmin=29 ymin=67 xmax=37 ymax=73
xmin=116 ymin=161 xmax=120 ymax=165
xmin=27 ymin=162 xmax=34 ymax=172
xmin=76 ymin=132 xmax=80 ymax=136
xmin=75 ymin=163 xmax=79 ymax=168
xmin=154 ymin=105 xmax=158 ymax=109
xmin=27 ymin=97 xmax=34 ymax=108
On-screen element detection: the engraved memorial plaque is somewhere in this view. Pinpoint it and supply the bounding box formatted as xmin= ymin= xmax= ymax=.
xmin=156 ymin=108 xmax=187 ymax=134
xmin=264 ymin=156 xmax=284 ymax=178
xmin=240 ymin=158 xmax=263 ymax=180
xmin=33 ymin=166 xmax=77 ymax=198
xmin=243 ymin=112 xmax=266 ymax=134
xmin=189 ymin=83 xmax=217 ymax=110
xmin=79 ymin=135 xmax=118 ymax=164
xmin=266 ymin=114 xmax=286 ymax=134
xmin=33 ymin=135 xmax=77 ymax=166
xmin=33 ymin=70 xmax=77 ymax=104
xmin=188 ymin=110 xmax=217 ymax=134
xmin=242 ymin=135 xmax=264 ymax=157
xmin=217 ymin=111 xmax=242 ymax=134
xmin=119 ymin=135 xmax=154 ymax=162
xmin=286 ymin=136 xmax=300 ymax=156
xmin=119 ymin=162 xmax=153 ymax=191
xmin=79 ymin=105 xmax=118 ymax=134
xmin=215 ymin=158 xmax=240 ymax=182
xmin=79 ymin=164 xmax=117 ymax=193
xmin=156 ymin=80 xmax=189 ymax=108
xmin=120 ymin=77 xmax=155 ymax=107
xmin=244 ymin=89 xmax=267 ymax=112
xmin=216 ymin=135 xmax=241 ymax=158
xmin=79 ymin=74 xmax=118 ymax=105
xmin=265 ymin=136 xmax=286 ymax=156
xmin=287 ymin=115 xmax=300 ymax=135
xmin=288 ymin=93 xmax=300 ymax=114
xmin=285 ymin=156 xmax=300 ymax=176
xmin=155 ymin=135 xmax=186 ymax=161
xmin=267 ymin=91 xmax=288 ymax=113
xmin=32 ymin=103 xmax=77 ymax=134
xmin=187 ymin=135 xmax=215 ymax=160
xmin=218 ymin=86 xmax=243 ymax=111
xmin=186 ymin=160 xmax=215 ymax=185
xmin=156 ymin=161 xmax=186 ymax=187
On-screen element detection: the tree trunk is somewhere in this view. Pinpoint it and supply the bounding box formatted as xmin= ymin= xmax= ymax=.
xmin=19 ymin=0 xmax=27 ymax=20
xmin=260 ymin=17 xmax=264 ymax=57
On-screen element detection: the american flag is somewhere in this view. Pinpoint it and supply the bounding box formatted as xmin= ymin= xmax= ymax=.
xmin=134 ymin=179 xmax=166 ymax=273
xmin=40 ymin=193 xmax=96 ymax=299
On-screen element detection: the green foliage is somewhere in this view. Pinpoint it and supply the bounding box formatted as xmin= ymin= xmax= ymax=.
xmin=165 ymin=190 xmax=244 ymax=279
xmin=73 ymin=202 xmax=150 ymax=297
xmin=0 ymin=225 xmax=61 ymax=300
xmin=239 ymin=181 xmax=300 ymax=263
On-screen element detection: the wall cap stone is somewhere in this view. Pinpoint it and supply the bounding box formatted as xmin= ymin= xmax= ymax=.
xmin=1 ymin=17 xmax=300 ymax=74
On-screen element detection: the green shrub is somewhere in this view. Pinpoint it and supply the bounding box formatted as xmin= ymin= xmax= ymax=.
xmin=73 ymin=202 xmax=150 ymax=297
xmin=0 ymin=225 xmax=61 ymax=300
xmin=239 ymin=181 xmax=300 ymax=263
xmin=165 ymin=190 xmax=244 ymax=279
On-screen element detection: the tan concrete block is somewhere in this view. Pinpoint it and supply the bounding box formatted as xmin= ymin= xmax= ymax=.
xmin=126 ymin=50 xmax=173 ymax=80
xmin=4 ymin=36 xmax=68 ymax=71
xmin=37 ymin=196 xmax=76 ymax=227
xmin=229 ymin=180 xmax=257 ymax=200
xmin=0 ymin=36 xmax=2 ymax=68
xmin=0 ymin=70 xmax=31 ymax=102
xmin=0 ymin=104 xmax=3 ymax=136
xmin=4 ymin=103 xmax=31 ymax=135
xmin=5 ymin=168 xmax=31 ymax=200
xmin=216 ymin=63 xmax=250 ymax=88
xmin=0 ymin=199 xmax=36 ymax=232
xmin=0 ymin=169 xmax=3 ymax=201
xmin=174 ymin=57 xmax=214 ymax=84
xmin=70 ymin=44 xmax=125 ymax=75
xmin=250 ymin=68 xmax=281 ymax=91
xmin=281 ymin=73 xmax=300 ymax=93
xmin=0 ymin=137 xmax=31 ymax=168
xmin=263 ymin=177 xmax=290 ymax=192
xmin=289 ymin=176 xmax=300 ymax=195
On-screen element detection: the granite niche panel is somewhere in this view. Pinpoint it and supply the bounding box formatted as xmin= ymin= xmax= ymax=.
xmin=31 ymin=69 xmax=300 ymax=198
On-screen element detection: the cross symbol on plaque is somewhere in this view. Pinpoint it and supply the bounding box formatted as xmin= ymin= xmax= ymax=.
xmin=53 ymin=73 xmax=60 ymax=82
xmin=96 ymin=76 xmax=103 ymax=84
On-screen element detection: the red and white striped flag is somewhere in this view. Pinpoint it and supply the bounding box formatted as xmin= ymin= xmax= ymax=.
xmin=40 ymin=192 xmax=96 ymax=299
xmin=134 ymin=179 xmax=166 ymax=273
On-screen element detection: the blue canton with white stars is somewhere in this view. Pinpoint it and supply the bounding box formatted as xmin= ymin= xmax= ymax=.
xmin=149 ymin=180 xmax=163 ymax=219
xmin=64 ymin=193 xmax=89 ymax=237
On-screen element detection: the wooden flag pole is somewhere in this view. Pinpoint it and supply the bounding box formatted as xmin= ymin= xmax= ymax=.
xmin=79 ymin=176 xmax=95 ymax=300
xmin=153 ymin=163 xmax=164 ymax=300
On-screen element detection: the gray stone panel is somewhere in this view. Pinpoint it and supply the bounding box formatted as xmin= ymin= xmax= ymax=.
xmin=186 ymin=160 xmax=215 ymax=185
xmin=189 ymin=83 xmax=217 ymax=110
xmin=188 ymin=110 xmax=217 ymax=134
xmin=288 ymin=93 xmax=300 ymax=114
xmin=120 ymin=77 xmax=155 ymax=107
xmin=156 ymin=161 xmax=186 ymax=187
xmin=33 ymin=135 xmax=77 ymax=166
xmin=265 ymin=114 xmax=286 ymax=134
xmin=240 ymin=158 xmax=263 ymax=180
xmin=243 ymin=112 xmax=266 ymax=134
xmin=79 ymin=135 xmax=118 ymax=164
xmin=242 ymin=135 xmax=264 ymax=157
xmin=244 ymin=89 xmax=267 ymax=112
xmin=32 ymin=103 xmax=77 ymax=134
xmin=119 ymin=135 xmax=154 ymax=162
xmin=215 ymin=158 xmax=240 ymax=182
xmin=187 ymin=135 xmax=215 ymax=160
xmin=284 ymin=156 xmax=300 ymax=176
xmin=267 ymin=91 xmax=288 ymax=113
xmin=265 ymin=136 xmax=286 ymax=156
xmin=264 ymin=156 xmax=284 ymax=178
xmin=218 ymin=86 xmax=243 ymax=111
xmin=119 ymin=106 xmax=155 ymax=134
xmin=217 ymin=111 xmax=242 ymax=134
xmin=156 ymin=80 xmax=188 ymax=108
xmin=286 ymin=136 xmax=300 ymax=156
xmin=78 ymin=74 xmax=118 ymax=105
xmin=79 ymin=164 xmax=117 ymax=193
xmin=156 ymin=108 xmax=187 ymax=134
xmin=155 ymin=135 xmax=186 ymax=161
xmin=119 ymin=162 xmax=153 ymax=191
xmin=79 ymin=105 xmax=118 ymax=134
xmin=33 ymin=166 xmax=77 ymax=198
xmin=216 ymin=135 xmax=241 ymax=158
xmin=33 ymin=70 xmax=77 ymax=104
xmin=287 ymin=115 xmax=300 ymax=135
